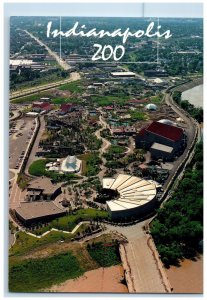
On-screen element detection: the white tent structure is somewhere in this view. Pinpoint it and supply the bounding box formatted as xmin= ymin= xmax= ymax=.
xmin=158 ymin=119 xmax=177 ymax=127
xmin=145 ymin=103 xmax=157 ymax=111
xmin=61 ymin=155 xmax=82 ymax=173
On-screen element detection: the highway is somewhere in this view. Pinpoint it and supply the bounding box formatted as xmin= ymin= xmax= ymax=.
xmin=10 ymin=72 xmax=80 ymax=100
xmin=24 ymin=30 xmax=70 ymax=71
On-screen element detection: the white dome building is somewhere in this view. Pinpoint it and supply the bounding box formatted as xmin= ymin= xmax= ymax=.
xmin=145 ymin=103 xmax=157 ymax=111
xmin=102 ymin=174 xmax=157 ymax=219
xmin=61 ymin=155 xmax=82 ymax=173
xmin=158 ymin=119 xmax=177 ymax=127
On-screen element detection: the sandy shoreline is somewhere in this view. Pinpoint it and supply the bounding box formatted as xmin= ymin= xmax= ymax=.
xmin=166 ymin=256 xmax=203 ymax=294
xmin=48 ymin=265 xmax=128 ymax=293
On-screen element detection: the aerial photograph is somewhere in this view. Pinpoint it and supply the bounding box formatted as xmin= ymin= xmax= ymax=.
xmin=8 ymin=2 xmax=203 ymax=295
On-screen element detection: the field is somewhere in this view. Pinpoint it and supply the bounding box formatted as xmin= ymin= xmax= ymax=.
xmin=91 ymin=95 xmax=130 ymax=106
xmin=9 ymin=232 xmax=120 ymax=292
xmin=9 ymin=252 xmax=83 ymax=292
xmin=58 ymin=80 xmax=84 ymax=93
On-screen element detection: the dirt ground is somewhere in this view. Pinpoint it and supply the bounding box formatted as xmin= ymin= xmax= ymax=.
xmin=166 ymin=255 xmax=203 ymax=294
xmin=48 ymin=265 xmax=128 ymax=293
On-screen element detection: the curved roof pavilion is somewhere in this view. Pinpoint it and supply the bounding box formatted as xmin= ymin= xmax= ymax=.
xmin=103 ymin=174 xmax=157 ymax=214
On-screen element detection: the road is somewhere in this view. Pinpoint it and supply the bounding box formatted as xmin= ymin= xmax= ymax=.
xmin=10 ymin=72 xmax=80 ymax=100
xmin=24 ymin=30 xmax=70 ymax=71
xmin=162 ymin=92 xmax=197 ymax=190
xmin=25 ymin=116 xmax=45 ymax=176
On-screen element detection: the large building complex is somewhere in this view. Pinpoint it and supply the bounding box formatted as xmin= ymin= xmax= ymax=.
xmin=103 ymin=174 xmax=157 ymax=220
xmin=135 ymin=121 xmax=186 ymax=160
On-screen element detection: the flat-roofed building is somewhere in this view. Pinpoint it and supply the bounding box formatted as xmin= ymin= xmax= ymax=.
xmin=111 ymin=71 xmax=136 ymax=77
xmin=150 ymin=142 xmax=174 ymax=160
xmin=26 ymin=177 xmax=62 ymax=201
xmin=135 ymin=121 xmax=185 ymax=155
xmin=15 ymin=201 xmax=65 ymax=226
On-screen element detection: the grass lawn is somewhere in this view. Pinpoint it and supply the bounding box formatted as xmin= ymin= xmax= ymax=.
xmin=24 ymin=208 xmax=108 ymax=236
xmin=150 ymin=94 xmax=163 ymax=104
xmin=91 ymin=95 xmax=130 ymax=106
xmin=58 ymin=80 xmax=84 ymax=93
xmin=9 ymin=251 xmax=83 ymax=292
xmin=78 ymin=152 xmax=101 ymax=176
xmin=47 ymin=209 xmax=108 ymax=232
xmin=28 ymin=159 xmax=78 ymax=183
xmin=9 ymin=232 xmax=118 ymax=292
xmin=9 ymin=231 xmax=71 ymax=257
xmin=128 ymin=110 xmax=147 ymax=120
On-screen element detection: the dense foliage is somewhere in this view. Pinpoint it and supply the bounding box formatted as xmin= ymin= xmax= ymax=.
xmin=151 ymin=142 xmax=203 ymax=267
xmin=173 ymin=91 xmax=203 ymax=122
xmin=87 ymin=241 xmax=121 ymax=267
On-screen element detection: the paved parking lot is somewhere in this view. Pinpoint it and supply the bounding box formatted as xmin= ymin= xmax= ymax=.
xmin=9 ymin=117 xmax=35 ymax=170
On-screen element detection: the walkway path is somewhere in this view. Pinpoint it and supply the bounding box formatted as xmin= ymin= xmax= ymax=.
xmin=104 ymin=223 xmax=171 ymax=293
xmin=94 ymin=111 xmax=111 ymax=178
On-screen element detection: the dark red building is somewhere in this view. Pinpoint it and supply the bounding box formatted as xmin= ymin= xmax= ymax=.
xmin=32 ymin=101 xmax=52 ymax=112
xmin=135 ymin=121 xmax=186 ymax=155
xmin=60 ymin=103 xmax=74 ymax=114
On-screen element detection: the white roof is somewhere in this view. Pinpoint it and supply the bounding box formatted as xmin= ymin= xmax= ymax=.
xmin=10 ymin=59 xmax=34 ymax=66
xmin=151 ymin=142 xmax=173 ymax=153
xmin=158 ymin=119 xmax=177 ymax=126
xmin=111 ymin=71 xmax=136 ymax=77
xmin=26 ymin=112 xmax=39 ymax=117
xmin=61 ymin=155 xmax=81 ymax=173
xmin=104 ymin=174 xmax=157 ymax=212
xmin=145 ymin=103 xmax=157 ymax=110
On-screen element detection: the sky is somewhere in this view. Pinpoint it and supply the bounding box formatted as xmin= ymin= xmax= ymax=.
xmin=4 ymin=2 xmax=203 ymax=18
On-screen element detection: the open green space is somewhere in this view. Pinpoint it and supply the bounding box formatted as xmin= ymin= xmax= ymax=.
xmin=28 ymin=159 xmax=78 ymax=183
xmin=51 ymin=97 xmax=82 ymax=105
xmin=78 ymin=152 xmax=101 ymax=177
xmin=128 ymin=110 xmax=147 ymax=121
xmin=9 ymin=231 xmax=71 ymax=257
xmin=150 ymin=94 xmax=163 ymax=104
xmin=9 ymin=251 xmax=83 ymax=292
xmin=58 ymin=80 xmax=84 ymax=93
xmin=91 ymin=95 xmax=130 ymax=106
xmin=27 ymin=208 xmax=109 ymax=235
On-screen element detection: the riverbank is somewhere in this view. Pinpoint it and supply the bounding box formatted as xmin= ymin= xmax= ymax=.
xmin=166 ymin=255 xmax=203 ymax=294
xmin=182 ymin=84 xmax=203 ymax=108
xmin=173 ymin=77 xmax=203 ymax=93
xmin=47 ymin=265 xmax=128 ymax=293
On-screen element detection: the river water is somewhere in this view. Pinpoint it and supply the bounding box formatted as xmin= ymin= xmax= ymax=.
xmin=181 ymin=84 xmax=203 ymax=108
